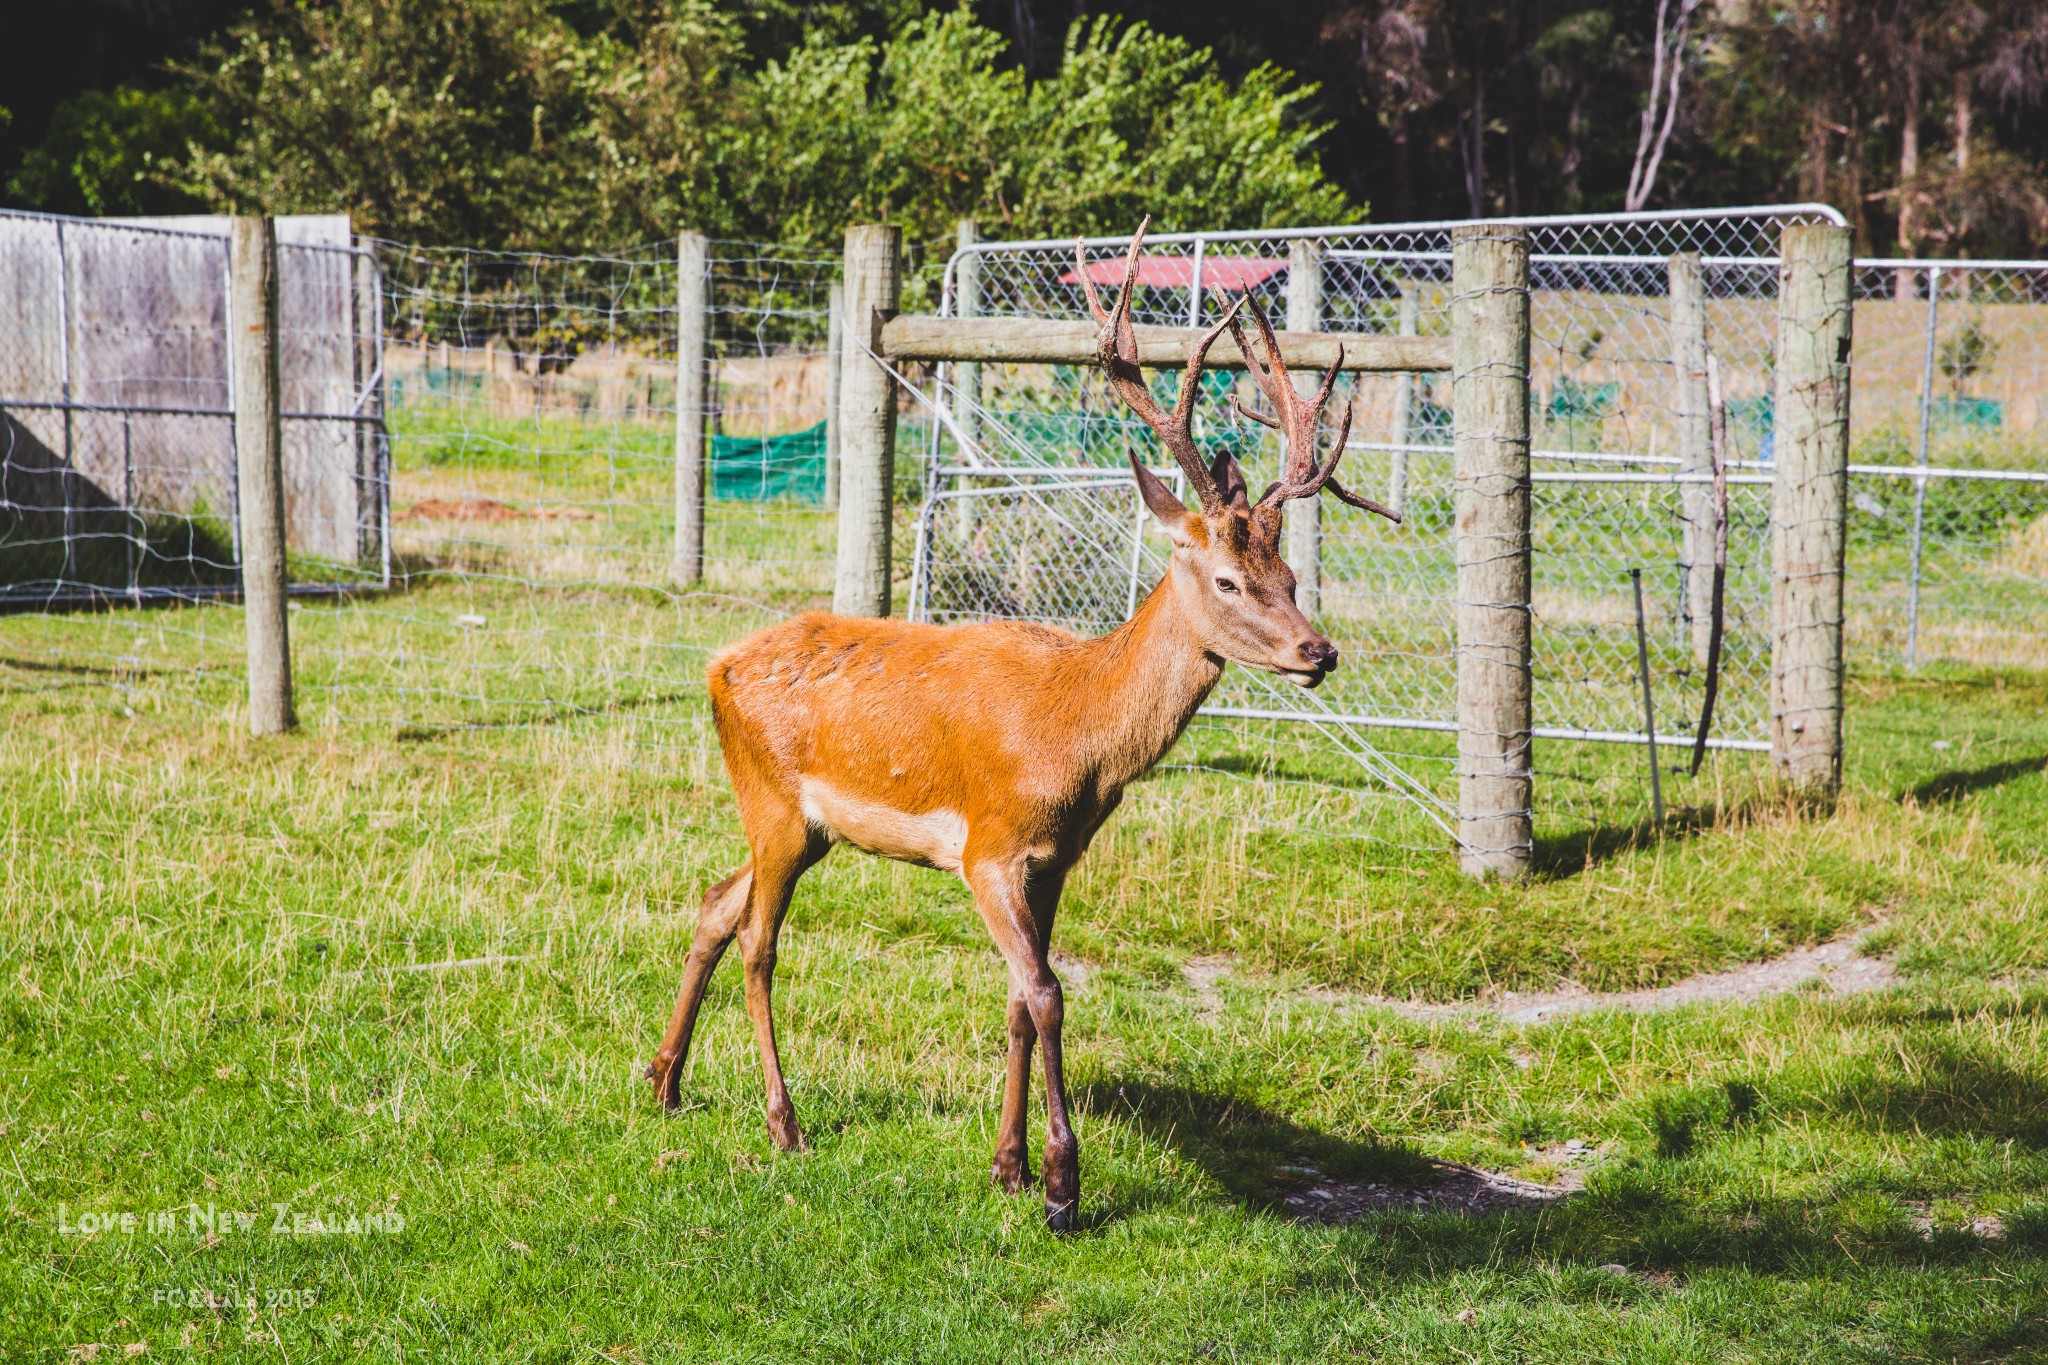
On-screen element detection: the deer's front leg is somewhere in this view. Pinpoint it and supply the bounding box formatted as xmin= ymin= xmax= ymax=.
xmin=969 ymin=855 xmax=1078 ymax=1230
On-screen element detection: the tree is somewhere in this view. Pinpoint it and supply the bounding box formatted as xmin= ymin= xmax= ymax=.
xmin=6 ymin=86 xmax=219 ymax=216
xmin=1623 ymin=0 xmax=1703 ymax=210
xmin=167 ymin=0 xmax=742 ymax=247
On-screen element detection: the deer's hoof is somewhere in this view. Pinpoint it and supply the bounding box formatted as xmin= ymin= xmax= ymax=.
xmin=991 ymin=1155 xmax=1033 ymax=1194
xmin=648 ymin=1058 xmax=683 ymax=1112
xmin=1044 ymin=1199 xmax=1077 ymax=1234
xmin=766 ymin=1106 xmax=806 ymax=1153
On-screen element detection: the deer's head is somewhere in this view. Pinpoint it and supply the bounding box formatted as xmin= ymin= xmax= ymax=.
xmin=1079 ymin=221 xmax=1402 ymax=689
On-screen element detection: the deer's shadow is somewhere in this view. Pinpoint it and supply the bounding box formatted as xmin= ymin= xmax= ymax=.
xmin=1076 ymin=1073 xmax=2048 ymax=1284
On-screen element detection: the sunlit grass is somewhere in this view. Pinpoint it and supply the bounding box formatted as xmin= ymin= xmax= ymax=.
xmin=3 ymin=588 xmax=2047 ymax=1359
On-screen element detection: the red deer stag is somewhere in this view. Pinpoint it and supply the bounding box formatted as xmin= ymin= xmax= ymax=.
xmin=647 ymin=220 xmax=1401 ymax=1230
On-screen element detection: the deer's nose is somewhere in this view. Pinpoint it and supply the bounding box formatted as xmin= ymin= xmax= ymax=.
xmin=1298 ymin=639 xmax=1339 ymax=673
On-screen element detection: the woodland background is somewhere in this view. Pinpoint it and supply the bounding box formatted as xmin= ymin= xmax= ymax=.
xmin=4 ymin=0 xmax=2047 ymax=261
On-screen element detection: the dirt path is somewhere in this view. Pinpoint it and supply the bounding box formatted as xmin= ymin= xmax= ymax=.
xmin=1264 ymin=930 xmax=1898 ymax=1224
xmin=1372 ymin=928 xmax=1899 ymax=1026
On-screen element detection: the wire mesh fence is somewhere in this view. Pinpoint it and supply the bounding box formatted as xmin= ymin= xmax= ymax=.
xmin=0 ymin=210 xmax=382 ymax=602
xmin=289 ymin=237 xmax=851 ymax=757
xmin=1 ymin=209 xmax=381 ymax=719
xmin=9 ymin=204 xmax=2047 ymax=848
xmin=1848 ymin=260 xmax=2048 ymax=670
xmin=933 ymin=208 xmax=1828 ymax=773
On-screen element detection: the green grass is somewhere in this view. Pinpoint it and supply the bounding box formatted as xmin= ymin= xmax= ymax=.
xmin=4 ymin=583 xmax=2048 ymax=1360
xmin=6 ymin=396 xmax=2048 ymax=1359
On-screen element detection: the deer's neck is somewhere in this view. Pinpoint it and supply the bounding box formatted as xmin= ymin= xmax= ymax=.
xmin=1068 ymin=571 xmax=1223 ymax=791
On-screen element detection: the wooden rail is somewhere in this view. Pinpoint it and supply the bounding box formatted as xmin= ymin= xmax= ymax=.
xmin=879 ymin=316 xmax=1451 ymax=373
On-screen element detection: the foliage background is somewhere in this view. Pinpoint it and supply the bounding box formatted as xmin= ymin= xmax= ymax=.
xmin=2 ymin=1 xmax=2047 ymax=257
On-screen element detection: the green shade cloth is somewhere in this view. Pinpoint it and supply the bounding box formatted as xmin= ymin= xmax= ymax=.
xmin=1930 ymin=397 xmax=2003 ymax=431
xmin=712 ymin=422 xmax=826 ymax=503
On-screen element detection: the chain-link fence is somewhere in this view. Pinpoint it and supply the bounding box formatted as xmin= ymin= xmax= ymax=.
xmin=926 ymin=208 xmax=1842 ymax=772
xmin=1848 ymin=260 xmax=2048 ymax=670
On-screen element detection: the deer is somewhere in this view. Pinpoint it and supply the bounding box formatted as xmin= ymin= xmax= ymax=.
xmin=646 ymin=220 xmax=1401 ymax=1231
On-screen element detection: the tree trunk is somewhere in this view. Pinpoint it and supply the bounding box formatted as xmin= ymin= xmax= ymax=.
xmin=1391 ymin=117 xmax=1414 ymax=220
xmin=1804 ymin=107 xmax=1831 ymax=202
xmin=1895 ymin=60 xmax=1921 ymax=301
xmin=1953 ymin=69 xmax=1972 ymax=170
xmin=1462 ymin=70 xmax=1487 ymax=217
xmin=1562 ymin=84 xmax=1586 ymax=209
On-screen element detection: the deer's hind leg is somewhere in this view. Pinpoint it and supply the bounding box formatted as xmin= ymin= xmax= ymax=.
xmin=735 ymin=800 xmax=827 ymax=1151
xmin=649 ymin=861 xmax=753 ymax=1111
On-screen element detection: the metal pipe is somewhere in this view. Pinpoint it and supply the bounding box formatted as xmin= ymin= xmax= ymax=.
xmin=123 ymin=411 xmax=138 ymax=603
xmin=1194 ymin=707 xmax=1772 ymax=751
xmin=934 ymin=203 xmax=1850 ymax=263
xmin=1630 ymin=567 xmax=1665 ymax=823
xmin=1905 ymin=264 xmax=1941 ymax=670
xmin=1125 ymin=483 xmax=1148 ymax=620
xmin=0 ymin=396 xmax=384 ymax=423
xmin=1532 ymin=471 xmax=1775 ymax=486
xmin=55 ymin=217 xmax=75 ymax=581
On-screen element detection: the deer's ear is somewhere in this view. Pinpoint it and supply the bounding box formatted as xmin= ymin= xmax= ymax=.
xmin=1208 ymin=452 xmax=1251 ymax=511
xmin=1130 ymin=451 xmax=1197 ymax=545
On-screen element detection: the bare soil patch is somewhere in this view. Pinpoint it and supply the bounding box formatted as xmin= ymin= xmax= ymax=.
xmin=399 ymin=497 xmax=596 ymax=523
xmin=1277 ymin=1157 xmax=1582 ymax=1223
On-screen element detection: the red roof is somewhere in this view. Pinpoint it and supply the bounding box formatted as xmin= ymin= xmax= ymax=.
xmin=1058 ymin=255 xmax=1289 ymax=292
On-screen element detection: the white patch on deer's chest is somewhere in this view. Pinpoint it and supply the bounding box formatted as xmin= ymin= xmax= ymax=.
xmin=798 ymin=777 xmax=968 ymax=873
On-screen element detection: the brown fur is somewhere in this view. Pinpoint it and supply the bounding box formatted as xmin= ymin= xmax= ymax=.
xmin=648 ymin=494 xmax=1335 ymax=1231
xmin=648 ymin=217 xmax=1366 ymax=1230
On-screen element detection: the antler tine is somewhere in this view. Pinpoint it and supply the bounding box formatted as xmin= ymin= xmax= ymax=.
xmin=1075 ymin=215 xmax=1147 ymax=329
xmin=1230 ymin=291 xmax=1338 ymax=491
xmin=1229 ymin=395 xmax=1279 ymax=430
xmin=1087 ymin=221 xmax=1168 ymax=434
xmin=1257 ymin=382 xmax=1352 ymax=504
xmin=1229 ymin=287 xmax=1350 ymax=498
xmin=1326 ymin=471 xmax=1404 ymax=523
xmin=1087 ymin=220 xmax=1239 ymax=512
xmin=1223 ymin=298 xmax=1407 ymax=524
xmin=1172 ymin=294 xmax=1245 ymax=438
xmin=1226 ymin=292 xmax=1289 ymax=430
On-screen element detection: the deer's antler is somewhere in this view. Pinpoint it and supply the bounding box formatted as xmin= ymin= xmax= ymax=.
xmin=1228 ymin=292 xmax=1402 ymax=524
xmin=1077 ymin=219 xmax=1243 ymax=515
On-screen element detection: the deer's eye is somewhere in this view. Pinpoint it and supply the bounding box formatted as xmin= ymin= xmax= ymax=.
xmin=1214 ymin=578 xmax=1240 ymax=595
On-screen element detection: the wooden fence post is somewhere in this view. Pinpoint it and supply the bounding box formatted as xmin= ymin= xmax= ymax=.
xmin=823 ymin=280 xmax=844 ymax=515
xmin=1669 ymin=252 xmax=1715 ymax=666
xmin=673 ymin=231 xmax=709 ymax=588
xmin=833 ymin=224 xmax=901 ymax=617
xmin=1770 ymin=223 xmax=1853 ymax=796
xmin=1451 ymin=223 xmax=1533 ymax=879
xmin=229 ymin=215 xmax=296 ymax=735
xmin=1284 ymin=238 xmax=1324 ymax=615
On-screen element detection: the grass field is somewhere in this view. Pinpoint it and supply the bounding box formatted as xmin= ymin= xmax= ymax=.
xmin=4 ymin=589 xmax=2047 ymax=1360
xmin=4 ymin=396 xmax=2048 ymax=1360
